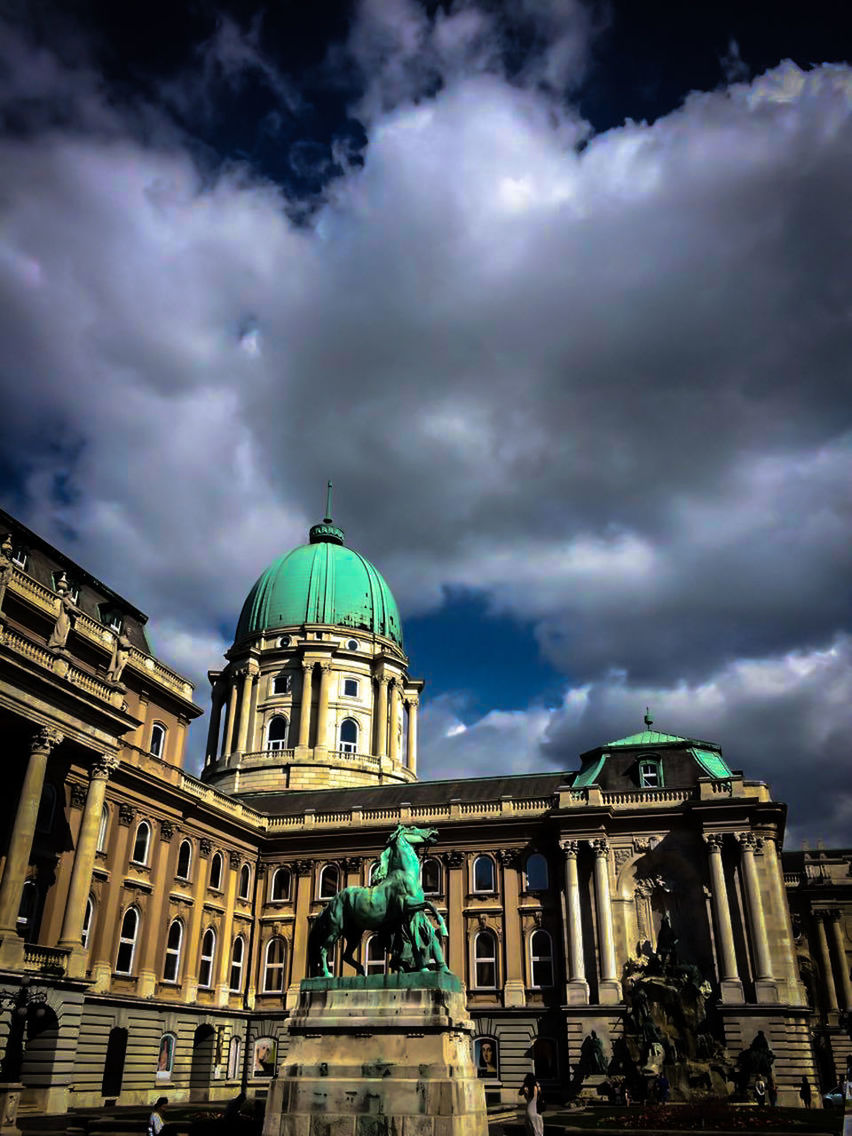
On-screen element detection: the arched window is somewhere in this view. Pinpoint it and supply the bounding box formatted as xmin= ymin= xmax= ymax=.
xmin=474 ymin=930 xmax=497 ymax=988
xmin=267 ymin=716 xmax=289 ymax=751
xmin=638 ymin=756 xmax=663 ymax=788
xmin=163 ymin=919 xmax=183 ymax=982
xmin=229 ymin=936 xmax=245 ymax=992
xmin=343 ymin=678 xmax=359 ymax=698
xmin=209 ymin=851 xmax=223 ymax=890
xmin=319 ymin=864 xmax=339 ymax=898
xmin=150 ymin=723 xmax=167 ymax=760
xmin=227 ymin=1037 xmax=242 ymax=1080
xmin=272 ymin=672 xmax=291 ymax=695
xmin=17 ymin=879 xmax=38 ymax=938
xmin=97 ymin=804 xmax=109 ymax=853
xmin=37 ymin=784 xmax=56 ymax=833
xmin=339 ymin=718 xmax=358 ymax=753
xmin=199 ymin=928 xmax=216 ymax=989
xmin=529 ymin=929 xmax=554 ymax=988
xmin=116 ymin=907 xmax=139 ymax=974
xmin=421 ymin=858 xmax=442 ymax=896
xmin=368 ymin=860 xmax=382 ymax=885
xmin=156 ymin=1032 xmax=176 ymax=1081
xmin=271 ymin=867 xmax=291 ymax=902
xmin=473 ymin=855 xmax=496 ymax=894
xmin=82 ymin=896 xmax=95 ymax=949
xmin=131 ymin=821 xmax=150 ymax=865
xmin=263 ymin=937 xmax=286 ymax=992
xmin=525 ymin=853 xmax=549 ymax=891
xmin=238 ymin=864 xmax=251 ymax=899
xmin=365 ymin=934 xmax=386 ymax=976
xmin=176 ymin=840 xmax=192 ymax=881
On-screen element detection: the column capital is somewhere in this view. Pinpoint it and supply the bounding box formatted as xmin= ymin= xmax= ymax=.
xmin=593 ymin=837 xmax=610 ymax=857
xmin=736 ymin=831 xmax=755 ymax=849
xmin=301 ymin=659 xmax=315 ymax=674
xmin=704 ymin=832 xmax=726 ymax=852
xmin=822 ymin=907 xmax=842 ymax=923
xmin=496 ymin=847 xmax=522 ymax=869
xmin=32 ymin=725 xmax=63 ymax=753
xmin=91 ymin=754 xmax=120 ymax=781
xmin=293 ymin=857 xmax=314 ymax=876
xmin=118 ymin=802 xmax=137 ymax=826
xmin=229 ymin=850 xmax=242 ymax=870
xmin=69 ymin=782 xmax=88 ymax=809
xmin=377 ymin=673 xmax=391 ymax=686
xmin=160 ymin=819 xmax=176 ymax=843
xmin=404 ymin=693 xmax=419 ymax=708
xmin=317 ymin=661 xmax=333 ymax=673
xmin=560 ymin=839 xmax=580 ymax=857
xmin=199 ymin=838 xmax=212 ymax=858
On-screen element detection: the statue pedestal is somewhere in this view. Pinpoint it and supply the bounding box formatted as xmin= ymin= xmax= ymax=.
xmin=263 ymin=972 xmax=487 ymax=1136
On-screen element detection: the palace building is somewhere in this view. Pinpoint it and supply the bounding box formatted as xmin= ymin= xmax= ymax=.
xmin=0 ymin=502 xmax=849 ymax=1117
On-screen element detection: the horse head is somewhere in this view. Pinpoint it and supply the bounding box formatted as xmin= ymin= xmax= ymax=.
xmin=386 ymin=824 xmax=439 ymax=849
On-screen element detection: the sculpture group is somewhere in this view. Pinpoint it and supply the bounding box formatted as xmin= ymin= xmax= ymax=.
xmin=307 ymin=824 xmax=449 ymax=978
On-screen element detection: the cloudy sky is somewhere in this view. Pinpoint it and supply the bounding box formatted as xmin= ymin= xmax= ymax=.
xmin=1 ymin=0 xmax=851 ymax=846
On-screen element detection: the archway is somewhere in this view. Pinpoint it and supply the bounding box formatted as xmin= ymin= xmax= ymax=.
xmin=190 ymin=1024 xmax=216 ymax=1100
xmin=101 ymin=1027 xmax=128 ymax=1099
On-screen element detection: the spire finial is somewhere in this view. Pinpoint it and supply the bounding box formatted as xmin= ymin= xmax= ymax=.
xmin=324 ymin=480 xmax=333 ymax=523
xmin=644 ymin=706 xmax=653 ymax=729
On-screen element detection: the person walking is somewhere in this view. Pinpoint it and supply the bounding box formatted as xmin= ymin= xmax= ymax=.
xmin=148 ymin=1098 xmax=168 ymax=1136
xmin=754 ymin=1076 xmax=767 ymax=1107
xmin=799 ymin=1077 xmax=812 ymax=1108
xmin=656 ymin=1072 xmax=670 ymax=1104
xmin=519 ymin=1072 xmax=543 ymax=1136
xmin=768 ymin=1078 xmax=778 ymax=1107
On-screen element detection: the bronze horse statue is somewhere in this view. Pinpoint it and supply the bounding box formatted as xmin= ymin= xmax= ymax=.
xmin=307 ymin=824 xmax=448 ymax=978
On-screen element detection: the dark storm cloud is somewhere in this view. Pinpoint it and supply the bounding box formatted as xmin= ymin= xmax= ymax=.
xmin=0 ymin=3 xmax=850 ymax=842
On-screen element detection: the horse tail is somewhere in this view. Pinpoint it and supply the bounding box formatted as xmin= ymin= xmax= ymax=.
xmin=308 ymin=894 xmax=342 ymax=952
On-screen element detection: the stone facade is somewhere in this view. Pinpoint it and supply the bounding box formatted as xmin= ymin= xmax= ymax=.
xmin=0 ymin=508 xmax=850 ymax=1120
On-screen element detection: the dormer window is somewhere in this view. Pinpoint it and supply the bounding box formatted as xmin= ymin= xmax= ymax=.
xmin=99 ymin=605 xmax=123 ymax=633
xmin=52 ymin=572 xmax=79 ymax=603
xmin=638 ymin=756 xmax=663 ymax=788
xmin=11 ymin=547 xmax=27 ymax=570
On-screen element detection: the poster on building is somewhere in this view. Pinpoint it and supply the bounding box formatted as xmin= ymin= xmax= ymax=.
xmin=253 ymin=1037 xmax=277 ymax=1077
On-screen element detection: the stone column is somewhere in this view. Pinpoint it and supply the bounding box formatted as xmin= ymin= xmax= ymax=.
xmin=704 ymin=833 xmax=744 ymax=1003
xmin=444 ymin=852 xmax=465 ymax=978
xmin=316 ymin=662 xmax=332 ymax=751
xmin=828 ymin=909 xmax=852 ymax=1010
xmin=287 ymin=860 xmax=314 ymax=1010
xmin=763 ymin=834 xmax=807 ymax=1005
xmin=184 ymin=840 xmax=211 ymax=1002
xmin=406 ymin=697 xmax=419 ymax=773
xmin=815 ymin=913 xmax=839 ymax=1012
xmin=498 ymin=849 xmax=525 ymax=1007
xmin=235 ymin=665 xmax=257 ymax=755
xmin=0 ymin=725 xmax=63 ymax=968
xmin=737 ymin=833 xmax=774 ymax=999
xmin=592 ymin=838 xmax=620 ymax=1002
xmin=216 ymin=852 xmax=240 ymax=1006
xmin=205 ymin=683 xmax=224 ymax=762
xmin=297 ymin=663 xmax=314 ymax=749
xmin=58 ymin=754 xmax=119 ymax=974
xmin=223 ymin=675 xmax=240 ymax=757
xmin=89 ymin=803 xmax=135 ymax=991
xmin=375 ymin=675 xmax=389 ymax=757
xmin=561 ymin=840 xmax=589 ymax=1003
xmin=137 ymin=820 xmax=177 ymax=998
xmin=388 ymin=680 xmax=401 ymax=762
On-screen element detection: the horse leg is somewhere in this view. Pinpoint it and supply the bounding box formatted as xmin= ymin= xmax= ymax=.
xmin=342 ymin=930 xmax=364 ymax=976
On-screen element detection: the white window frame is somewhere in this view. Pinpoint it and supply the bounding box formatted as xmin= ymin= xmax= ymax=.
xmin=365 ymin=934 xmax=387 ymax=976
xmin=176 ymin=839 xmax=192 ymax=881
xmin=267 ymin=715 xmax=289 ymax=751
xmin=11 ymin=547 xmax=28 ymax=570
xmin=271 ymin=867 xmax=291 ymax=903
xmin=163 ymin=919 xmax=183 ymax=983
xmin=131 ymin=821 xmax=151 ymax=866
xmin=199 ymin=928 xmax=216 ymax=989
xmin=638 ymin=758 xmax=662 ymax=788
xmin=272 ymin=672 xmax=291 ymax=695
xmin=421 ymin=857 xmax=442 ymax=896
xmin=97 ymin=804 xmax=109 ymax=853
xmin=472 ymin=855 xmax=496 ymax=894
xmin=473 ymin=930 xmax=498 ymax=989
xmin=209 ymin=852 xmax=223 ymax=891
xmin=156 ymin=1032 xmax=176 ymax=1081
xmin=529 ymin=929 xmax=554 ymax=988
xmin=150 ymin=723 xmax=167 ymax=760
xmin=238 ymin=864 xmax=251 ymax=899
xmin=115 ymin=906 xmax=139 ymax=975
xmin=229 ymin=935 xmax=245 ymax=992
xmin=82 ymin=895 xmax=94 ymax=950
xmin=319 ymin=863 xmax=339 ymax=899
xmin=227 ymin=1036 xmax=242 ymax=1081
xmin=339 ymin=717 xmax=358 ymax=753
xmin=263 ymin=937 xmax=286 ymax=992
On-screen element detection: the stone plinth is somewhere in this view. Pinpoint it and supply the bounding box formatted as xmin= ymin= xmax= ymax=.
xmin=263 ymin=972 xmax=487 ymax=1136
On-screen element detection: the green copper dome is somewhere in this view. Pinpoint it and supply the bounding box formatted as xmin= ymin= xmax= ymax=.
xmin=235 ymin=495 xmax=403 ymax=647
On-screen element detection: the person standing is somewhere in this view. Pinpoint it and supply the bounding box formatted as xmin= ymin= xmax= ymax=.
xmin=148 ymin=1098 xmax=168 ymax=1136
xmin=799 ymin=1077 xmax=812 ymax=1108
xmin=768 ymin=1078 xmax=778 ymax=1107
xmin=519 ymin=1072 xmax=543 ymax=1136
xmin=656 ymin=1072 xmax=670 ymax=1104
xmin=754 ymin=1076 xmax=767 ymax=1107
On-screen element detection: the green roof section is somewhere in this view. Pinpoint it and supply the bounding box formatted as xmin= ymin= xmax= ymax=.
xmin=573 ymin=753 xmax=607 ymax=787
xmin=690 ymin=747 xmax=733 ymax=779
xmin=605 ymin=729 xmax=687 ymax=747
xmin=235 ymin=489 xmax=404 ymax=646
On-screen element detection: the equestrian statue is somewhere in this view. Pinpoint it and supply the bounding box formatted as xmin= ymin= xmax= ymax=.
xmin=307 ymin=824 xmax=449 ymax=978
